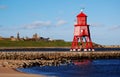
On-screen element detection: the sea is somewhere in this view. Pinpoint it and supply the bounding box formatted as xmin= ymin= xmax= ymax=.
xmin=17 ymin=59 xmax=120 ymax=77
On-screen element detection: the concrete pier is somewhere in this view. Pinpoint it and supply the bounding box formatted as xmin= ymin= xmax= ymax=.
xmin=0 ymin=51 xmax=120 ymax=60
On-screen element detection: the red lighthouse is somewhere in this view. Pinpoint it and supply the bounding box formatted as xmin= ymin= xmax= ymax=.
xmin=70 ymin=10 xmax=94 ymax=51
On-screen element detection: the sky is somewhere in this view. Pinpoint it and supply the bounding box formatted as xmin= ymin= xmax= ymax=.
xmin=0 ymin=0 xmax=120 ymax=45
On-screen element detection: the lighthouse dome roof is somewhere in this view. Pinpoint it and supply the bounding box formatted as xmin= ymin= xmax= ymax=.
xmin=77 ymin=12 xmax=87 ymax=17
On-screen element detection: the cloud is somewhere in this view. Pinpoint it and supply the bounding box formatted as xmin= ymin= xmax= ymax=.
xmin=90 ymin=23 xmax=105 ymax=27
xmin=23 ymin=21 xmax=52 ymax=29
xmin=0 ymin=5 xmax=7 ymax=9
xmin=55 ymin=20 xmax=67 ymax=26
xmin=109 ymin=25 xmax=120 ymax=30
xmin=22 ymin=19 xmax=67 ymax=29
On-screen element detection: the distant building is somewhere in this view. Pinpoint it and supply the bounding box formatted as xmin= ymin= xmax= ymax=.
xmin=10 ymin=36 xmax=17 ymax=41
xmin=17 ymin=32 xmax=20 ymax=40
xmin=48 ymin=38 xmax=53 ymax=41
xmin=32 ymin=33 xmax=40 ymax=40
xmin=0 ymin=36 xmax=3 ymax=40
xmin=1 ymin=33 xmax=65 ymax=42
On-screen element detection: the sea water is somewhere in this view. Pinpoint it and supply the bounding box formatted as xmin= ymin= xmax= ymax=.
xmin=18 ymin=59 xmax=120 ymax=77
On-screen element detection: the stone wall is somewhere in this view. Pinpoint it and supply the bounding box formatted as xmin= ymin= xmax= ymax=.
xmin=0 ymin=51 xmax=120 ymax=60
xmin=0 ymin=51 xmax=120 ymax=68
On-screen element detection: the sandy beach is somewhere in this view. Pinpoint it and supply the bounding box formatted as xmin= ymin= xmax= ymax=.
xmin=0 ymin=67 xmax=46 ymax=77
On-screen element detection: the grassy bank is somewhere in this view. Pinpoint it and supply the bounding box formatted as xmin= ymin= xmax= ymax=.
xmin=0 ymin=40 xmax=103 ymax=48
xmin=0 ymin=40 xmax=71 ymax=47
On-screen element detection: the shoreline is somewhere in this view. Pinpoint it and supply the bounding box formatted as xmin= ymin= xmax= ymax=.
xmin=0 ymin=59 xmax=46 ymax=77
xmin=0 ymin=66 xmax=46 ymax=77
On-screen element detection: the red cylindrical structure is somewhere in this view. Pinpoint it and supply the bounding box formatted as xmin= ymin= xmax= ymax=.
xmin=70 ymin=11 xmax=94 ymax=51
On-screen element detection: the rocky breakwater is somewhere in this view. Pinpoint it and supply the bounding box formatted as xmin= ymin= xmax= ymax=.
xmin=0 ymin=51 xmax=120 ymax=68
xmin=0 ymin=59 xmax=68 ymax=68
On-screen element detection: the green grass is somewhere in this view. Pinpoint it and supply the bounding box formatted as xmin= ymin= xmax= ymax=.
xmin=0 ymin=39 xmax=102 ymax=48
xmin=0 ymin=40 xmax=71 ymax=47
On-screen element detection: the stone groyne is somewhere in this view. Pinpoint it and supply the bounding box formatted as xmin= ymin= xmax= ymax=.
xmin=0 ymin=51 xmax=120 ymax=60
xmin=0 ymin=51 xmax=120 ymax=68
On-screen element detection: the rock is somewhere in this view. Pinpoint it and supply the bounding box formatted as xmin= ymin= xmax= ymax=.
xmin=2 ymin=61 xmax=9 ymax=67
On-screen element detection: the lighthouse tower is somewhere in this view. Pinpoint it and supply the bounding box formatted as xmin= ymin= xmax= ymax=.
xmin=70 ymin=10 xmax=94 ymax=51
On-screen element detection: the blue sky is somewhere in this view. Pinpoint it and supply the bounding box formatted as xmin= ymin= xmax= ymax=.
xmin=0 ymin=0 xmax=120 ymax=45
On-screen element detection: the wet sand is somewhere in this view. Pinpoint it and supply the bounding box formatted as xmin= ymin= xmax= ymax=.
xmin=0 ymin=67 xmax=46 ymax=77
